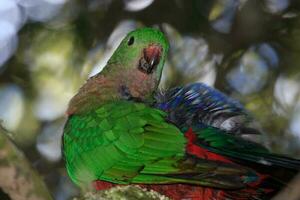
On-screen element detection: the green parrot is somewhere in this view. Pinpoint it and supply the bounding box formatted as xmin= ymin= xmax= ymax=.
xmin=63 ymin=28 xmax=300 ymax=200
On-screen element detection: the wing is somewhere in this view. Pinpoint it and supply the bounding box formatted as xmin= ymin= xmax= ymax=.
xmin=188 ymin=126 xmax=300 ymax=170
xmin=63 ymin=101 xmax=256 ymax=189
xmin=156 ymin=83 xmax=262 ymax=137
xmin=156 ymin=83 xmax=300 ymax=171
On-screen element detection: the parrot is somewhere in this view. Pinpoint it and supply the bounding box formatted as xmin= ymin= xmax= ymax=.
xmin=62 ymin=27 xmax=300 ymax=200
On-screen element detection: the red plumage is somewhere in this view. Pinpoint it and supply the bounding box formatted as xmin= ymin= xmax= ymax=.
xmin=185 ymin=128 xmax=233 ymax=163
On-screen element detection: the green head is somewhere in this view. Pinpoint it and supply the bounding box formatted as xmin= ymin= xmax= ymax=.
xmin=67 ymin=28 xmax=169 ymax=114
xmin=102 ymin=27 xmax=169 ymax=100
xmin=105 ymin=28 xmax=169 ymax=82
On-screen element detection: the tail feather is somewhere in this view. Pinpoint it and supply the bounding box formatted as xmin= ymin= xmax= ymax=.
xmin=187 ymin=127 xmax=300 ymax=199
xmin=227 ymin=152 xmax=299 ymax=184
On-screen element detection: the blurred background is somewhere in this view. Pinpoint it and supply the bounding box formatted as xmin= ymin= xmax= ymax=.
xmin=0 ymin=0 xmax=300 ymax=199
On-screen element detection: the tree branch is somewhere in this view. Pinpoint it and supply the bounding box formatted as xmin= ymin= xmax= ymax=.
xmin=0 ymin=125 xmax=53 ymax=200
xmin=74 ymin=185 xmax=169 ymax=200
xmin=272 ymin=173 xmax=300 ymax=200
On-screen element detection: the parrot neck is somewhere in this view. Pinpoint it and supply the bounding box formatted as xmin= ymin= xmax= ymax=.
xmin=66 ymin=73 xmax=121 ymax=115
xmin=66 ymin=68 xmax=157 ymax=115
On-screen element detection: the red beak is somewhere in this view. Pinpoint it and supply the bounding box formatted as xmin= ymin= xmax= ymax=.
xmin=139 ymin=44 xmax=162 ymax=74
xmin=144 ymin=45 xmax=162 ymax=67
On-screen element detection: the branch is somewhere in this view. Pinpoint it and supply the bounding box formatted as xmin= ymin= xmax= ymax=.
xmin=272 ymin=173 xmax=300 ymax=200
xmin=0 ymin=125 xmax=53 ymax=200
xmin=74 ymin=185 xmax=169 ymax=200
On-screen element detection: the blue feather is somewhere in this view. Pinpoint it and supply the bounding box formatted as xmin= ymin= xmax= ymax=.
xmin=155 ymin=83 xmax=258 ymax=135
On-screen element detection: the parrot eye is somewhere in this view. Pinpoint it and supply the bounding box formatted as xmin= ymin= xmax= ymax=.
xmin=127 ymin=36 xmax=134 ymax=46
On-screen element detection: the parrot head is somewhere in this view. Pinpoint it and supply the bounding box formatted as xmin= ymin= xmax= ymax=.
xmin=102 ymin=27 xmax=169 ymax=101
xmin=67 ymin=28 xmax=169 ymax=114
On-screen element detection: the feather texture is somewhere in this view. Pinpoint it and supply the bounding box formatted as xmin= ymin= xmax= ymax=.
xmin=63 ymin=101 xmax=264 ymax=190
xmin=156 ymin=83 xmax=262 ymax=136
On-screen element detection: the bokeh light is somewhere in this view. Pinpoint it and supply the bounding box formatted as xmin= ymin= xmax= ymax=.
xmin=0 ymin=84 xmax=24 ymax=131
xmin=124 ymin=0 xmax=154 ymax=11
xmin=226 ymin=43 xmax=278 ymax=95
xmin=209 ymin=0 xmax=238 ymax=33
xmin=36 ymin=121 xmax=64 ymax=162
xmin=265 ymin=0 xmax=290 ymax=13
xmin=0 ymin=21 xmax=18 ymax=67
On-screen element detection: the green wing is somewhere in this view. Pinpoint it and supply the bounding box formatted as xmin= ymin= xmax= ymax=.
xmin=63 ymin=101 xmax=255 ymax=189
xmin=192 ymin=126 xmax=300 ymax=170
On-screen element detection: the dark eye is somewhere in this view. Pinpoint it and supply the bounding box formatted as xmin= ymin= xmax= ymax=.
xmin=127 ymin=36 xmax=134 ymax=46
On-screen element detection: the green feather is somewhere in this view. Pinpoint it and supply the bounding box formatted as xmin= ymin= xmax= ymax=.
xmin=63 ymin=101 xmax=259 ymax=189
xmin=64 ymin=101 xmax=184 ymax=184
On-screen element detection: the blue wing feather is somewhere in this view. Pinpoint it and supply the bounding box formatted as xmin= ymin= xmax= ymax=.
xmin=155 ymin=83 xmax=261 ymax=136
